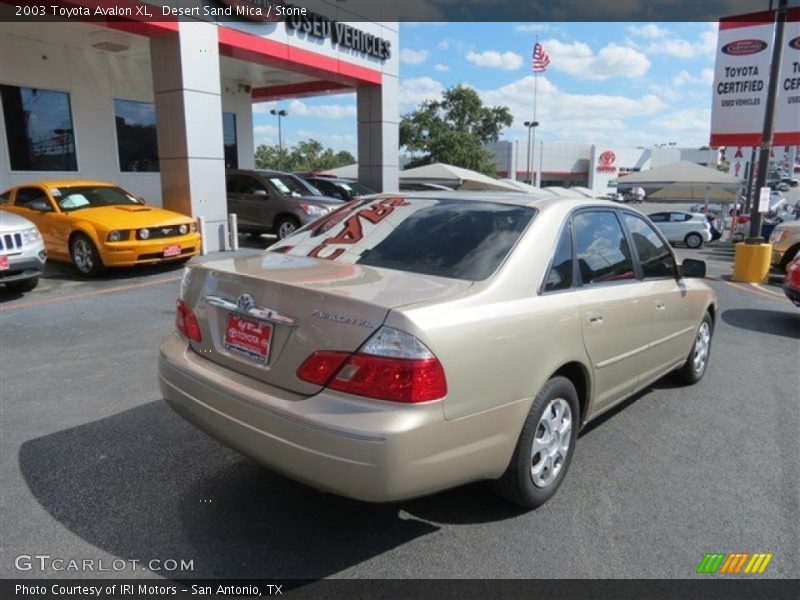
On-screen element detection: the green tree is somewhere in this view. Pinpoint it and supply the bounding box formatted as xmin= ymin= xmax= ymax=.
xmin=254 ymin=138 xmax=355 ymax=172
xmin=400 ymin=85 xmax=513 ymax=175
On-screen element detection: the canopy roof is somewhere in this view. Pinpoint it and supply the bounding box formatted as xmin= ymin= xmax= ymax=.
xmin=400 ymin=163 xmax=523 ymax=192
xmin=318 ymin=163 xmax=358 ymax=179
xmin=610 ymin=160 xmax=741 ymax=188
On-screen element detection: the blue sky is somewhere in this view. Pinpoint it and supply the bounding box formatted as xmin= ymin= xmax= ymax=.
xmin=253 ymin=22 xmax=718 ymax=155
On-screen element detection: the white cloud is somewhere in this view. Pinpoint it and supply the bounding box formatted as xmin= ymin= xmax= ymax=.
xmin=515 ymin=24 xmax=555 ymax=33
xmin=286 ymin=99 xmax=356 ymax=119
xmin=651 ymin=108 xmax=712 ymax=135
xmin=466 ymin=50 xmax=524 ymax=71
xmin=399 ymin=76 xmax=444 ymax=107
xmin=437 ymin=39 xmax=450 ymax=50
xmin=628 ymin=23 xmax=670 ymax=39
xmin=542 ymin=39 xmax=650 ymax=80
xmin=252 ymin=101 xmax=277 ymax=114
xmin=253 ymin=124 xmax=278 ymax=144
xmin=672 ymin=68 xmax=715 ymax=87
xmin=434 ymin=63 xmax=450 ymax=72
xmin=400 ymin=48 xmax=429 ymax=65
xmin=476 ymin=75 xmax=672 ymax=146
xmin=644 ymin=26 xmax=718 ymax=59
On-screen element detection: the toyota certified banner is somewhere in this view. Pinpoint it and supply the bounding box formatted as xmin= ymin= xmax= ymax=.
xmin=710 ymin=7 xmax=800 ymax=147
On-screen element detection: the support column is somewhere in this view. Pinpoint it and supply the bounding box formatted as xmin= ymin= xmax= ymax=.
xmin=150 ymin=22 xmax=228 ymax=252
xmin=357 ymin=75 xmax=399 ymax=193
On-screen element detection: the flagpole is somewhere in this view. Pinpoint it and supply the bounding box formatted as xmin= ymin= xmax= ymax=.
xmin=532 ymin=69 xmax=538 ymax=186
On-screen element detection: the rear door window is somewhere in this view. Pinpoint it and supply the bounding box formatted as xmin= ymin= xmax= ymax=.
xmin=544 ymin=222 xmax=574 ymax=292
xmin=621 ymin=213 xmax=677 ymax=279
xmin=573 ymin=210 xmax=635 ymax=285
xmin=270 ymin=197 xmax=535 ymax=281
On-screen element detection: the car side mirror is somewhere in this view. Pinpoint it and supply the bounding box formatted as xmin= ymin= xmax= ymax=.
xmin=253 ymin=189 xmax=268 ymax=197
xmin=679 ymin=258 xmax=706 ymax=279
xmin=29 ymin=199 xmax=52 ymax=212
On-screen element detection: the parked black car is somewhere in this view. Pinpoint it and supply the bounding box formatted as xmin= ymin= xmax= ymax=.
xmin=297 ymin=175 xmax=375 ymax=201
xmin=226 ymin=170 xmax=344 ymax=240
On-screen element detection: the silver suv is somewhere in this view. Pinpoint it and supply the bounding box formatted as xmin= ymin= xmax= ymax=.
xmin=0 ymin=209 xmax=46 ymax=293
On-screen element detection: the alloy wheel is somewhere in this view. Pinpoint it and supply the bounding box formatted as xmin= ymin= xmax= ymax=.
xmin=278 ymin=221 xmax=297 ymax=239
xmin=73 ymin=239 xmax=94 ymax=273
xmin=693 ymin=321 xmax=711 ymax=374
xmin=530 ymin=397 xmax=573 ymax=488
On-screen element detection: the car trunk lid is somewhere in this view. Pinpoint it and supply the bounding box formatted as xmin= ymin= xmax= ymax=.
xmin=184 ymin=251 xmax=471 ymax=396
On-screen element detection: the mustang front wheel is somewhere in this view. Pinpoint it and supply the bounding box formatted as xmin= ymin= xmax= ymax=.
xmin=70 ymin=234 xmax=105 ymax=277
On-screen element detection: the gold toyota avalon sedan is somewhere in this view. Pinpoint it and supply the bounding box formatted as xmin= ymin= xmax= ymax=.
xmin=159 ymin=192 xmax=717 ymax=508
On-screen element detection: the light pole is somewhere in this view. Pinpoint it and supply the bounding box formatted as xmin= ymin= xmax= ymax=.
xmin=524 ymin=120 xmax=538 ymax=184
xmin=270 ymin=108 xmax=288 ymax=169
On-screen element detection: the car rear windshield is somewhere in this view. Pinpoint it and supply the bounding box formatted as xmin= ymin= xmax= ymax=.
xmin=269 ymin=197 xmax=535 ymax=281
xmin=50 ymin=186 xmax=142 ymax=212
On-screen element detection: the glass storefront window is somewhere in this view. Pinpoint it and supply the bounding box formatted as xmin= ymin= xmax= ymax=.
xmin=223 ymin=112 xmax=238 ymax=169
xmin=114 ymin=99 xmax=159 ymax=172
xmin=1 ymin=85 xmax=78 ymax=171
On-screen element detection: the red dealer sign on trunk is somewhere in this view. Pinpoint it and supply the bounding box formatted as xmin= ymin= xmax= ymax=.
xmin=710 ymin=7 xmax=800 ymax=147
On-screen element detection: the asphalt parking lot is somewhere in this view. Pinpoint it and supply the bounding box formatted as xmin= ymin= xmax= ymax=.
xmin=0 ymin=232 xmax=798 ymax=580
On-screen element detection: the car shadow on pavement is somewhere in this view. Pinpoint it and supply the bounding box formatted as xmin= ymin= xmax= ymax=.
xmin=721 ymin=308 xmax=799 ymax=340
xmin=18 ymin=400 xmax=522 ymax=579
xmin=41 ymin=260 xmax=188 ymax=283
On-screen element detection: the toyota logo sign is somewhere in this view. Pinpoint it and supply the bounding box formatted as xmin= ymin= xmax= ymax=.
xmin=596 ymin=150 xmax=617 ymax=173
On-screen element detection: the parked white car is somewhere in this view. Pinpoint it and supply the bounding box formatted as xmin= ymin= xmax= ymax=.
xmin=648 ymin=211 xmax=712 ymax=249
xmin=0 ymin=209 xmax=47 ymax=292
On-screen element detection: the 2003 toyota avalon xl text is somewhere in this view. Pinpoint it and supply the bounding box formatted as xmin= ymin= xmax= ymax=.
xmin=158 ymin=192 xmax=717 ymax=508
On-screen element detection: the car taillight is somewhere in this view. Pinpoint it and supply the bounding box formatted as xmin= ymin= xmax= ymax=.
xmin=175 ymin=299 xmax=202 ymax=342
xmin=296 ymin=326 xmax=447 ymax=403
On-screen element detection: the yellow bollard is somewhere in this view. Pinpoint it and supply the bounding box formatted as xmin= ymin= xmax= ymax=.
xmin=732 ymin=242 xmax=772 ymax=283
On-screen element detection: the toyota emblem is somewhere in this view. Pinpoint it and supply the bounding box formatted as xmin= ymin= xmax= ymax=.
xmin=236 ymin=293 xmax=255 ymax=312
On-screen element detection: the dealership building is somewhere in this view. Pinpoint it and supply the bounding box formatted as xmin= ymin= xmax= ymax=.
xmin=0 ymin=2 xmax=399 ymax=251
xmin=485 ymin=141 xmax=731 ymax=193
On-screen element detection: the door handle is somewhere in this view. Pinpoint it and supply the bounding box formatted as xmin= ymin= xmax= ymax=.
xmin=655 ymin=301 xmax=666 ymax=311
xmin=587 ymin=312 xmax=604 ymax=325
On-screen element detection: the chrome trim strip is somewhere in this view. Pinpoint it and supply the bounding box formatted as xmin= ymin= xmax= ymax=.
xmin=649 ymin=325 xmax=695 ymax=349
xmin=205 ymin=295 xmax=299 ymax=326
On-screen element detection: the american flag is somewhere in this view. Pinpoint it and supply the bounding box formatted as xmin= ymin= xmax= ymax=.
xmin=532 ymin=42 xmax=550 ymax=73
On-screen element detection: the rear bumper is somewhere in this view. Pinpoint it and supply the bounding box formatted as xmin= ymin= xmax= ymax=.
xmin=101 ymin=234 xmax=201 ymax=266
xmin=158 ymin=334 xmax=526 ymax=502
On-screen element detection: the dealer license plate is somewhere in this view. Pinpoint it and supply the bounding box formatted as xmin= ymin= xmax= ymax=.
xmin=224 ymin=314 xmax=273 ymax=364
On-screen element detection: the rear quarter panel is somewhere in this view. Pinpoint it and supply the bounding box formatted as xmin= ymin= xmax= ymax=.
xmin=385 ymin=202 xmax=591 ymax=424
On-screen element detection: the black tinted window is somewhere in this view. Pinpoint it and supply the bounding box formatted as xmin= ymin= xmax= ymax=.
xmin=114 ymin=99 xmax=159 ymax=172
xmin=0 ymin=191 xmax=9 ymax=205
xmin=545 ymin=223 xmax=574 ymax=292
xmin=227 ymin=175 xmax=264 ymax=194
xmin=14 ymin=187 xmax=52 ymax=210
xmin=622 ymin=213 xmax=676 ymax=279
xmin=223 ymin=112 xmax=238 ymax=169
xmin=1 ymin=85 xmax=77 ymax=171
xmin=648 ymin=213 xmax=667 ymax=223
xmin=270 ymin=197 xmax=535 ymax=281
xmin=573 ymin=211 xmax=635 ymax=285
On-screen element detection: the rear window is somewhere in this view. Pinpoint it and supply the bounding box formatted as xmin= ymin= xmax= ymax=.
xmin=269 ymin=197 xmax=535 ymax=281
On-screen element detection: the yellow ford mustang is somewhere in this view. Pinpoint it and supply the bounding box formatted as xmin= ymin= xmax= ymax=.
xmin=1 ymin=180 xmax=201 ymax=276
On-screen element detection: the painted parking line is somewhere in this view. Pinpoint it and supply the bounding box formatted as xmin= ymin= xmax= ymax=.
xmin=0 ymin=275 xmax=181 ymax=313
xmin=705 ymin=275 xmax=786 ymax=301
xmin=750 ymin=283 xmax=787 ymax=299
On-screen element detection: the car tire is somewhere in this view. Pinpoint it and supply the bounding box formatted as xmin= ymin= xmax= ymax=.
xmin=5 ymin=277 xmax=39 ymax=293
xmin=685 ymin=232 xmax=704 ymax=249
xmin=70 ymin=233 xmax=105 ymax=277
xmin=674 ymin=312 xmax=713 ymax=385
xmin=275 ymin=217 xmax=301 ymax=240
xmin=780 ymin=244 xmax=799 ymax=269
xmin=491 ymin=376 xmax=579 ymax=509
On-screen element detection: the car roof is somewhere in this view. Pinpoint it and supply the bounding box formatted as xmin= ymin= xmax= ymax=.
xmin=8 ymin=179 xmax=114 ymax=191
xmin=370 ymin=190 xmax=621 ymax=212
